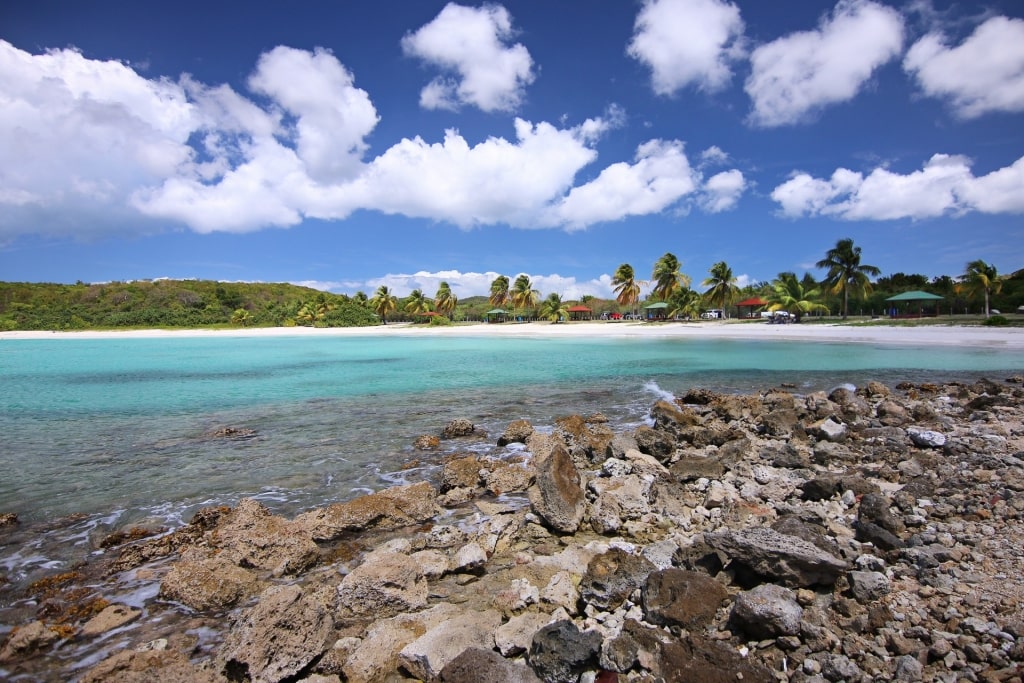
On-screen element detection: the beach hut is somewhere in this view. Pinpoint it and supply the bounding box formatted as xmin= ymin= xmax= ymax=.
xmin=643 ymin=301 xmax=669 ymax=320
xmin=567 ymin=305 xmax=592 ymax=321
xmin=735 ymin=297 xmax=768 ymax=319
xmin=884 ymin=291 xmax=944 ymax=318
xmin=485 ymin=308 xmax=508 ymax=323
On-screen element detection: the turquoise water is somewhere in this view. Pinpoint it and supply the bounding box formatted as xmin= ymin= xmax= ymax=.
xmin=0 ymin=333 xmax=1022 ymax=528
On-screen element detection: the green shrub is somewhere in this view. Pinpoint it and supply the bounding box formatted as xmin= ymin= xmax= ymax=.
xmin=983 ymin=314 xmax=1009 ymax=326
xmin=428 ymin=315 xmax=452 ymax=326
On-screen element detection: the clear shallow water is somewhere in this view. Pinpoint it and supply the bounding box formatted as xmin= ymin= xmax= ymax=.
xmin=1 ymin=333 xmax=1022 ymax=527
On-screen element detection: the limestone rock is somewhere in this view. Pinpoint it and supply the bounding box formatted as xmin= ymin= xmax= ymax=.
xmin=159 ymin=548 xmax=262 ymax=612
xmin=704 ymin=527 xmax=848 ymax=587
xmin=336 ymin=550 xmax=428 ymax=619
xmin=343 ymin=604 xmax=461 ymax=683
xmin=730 ymin=584 xmax=803 ymax=639
xmin=528 ymin=443 xmax=585 ymax=533
xmin=440 ymin=647 xmax=542 ymax=683
xmin=528 ymin=620 xmax=602 ymax=683
xmin=297 ymin=482 xmax=440 ymax=541
xmin=440 ymin=455 xmax=483 ymax=492
xmin=483 ymin=460 xmax=535 ymax=495
xmin=398 ymin=609 xmax=502 ymax=681
xmin=810 ymin=416 xmax=848 ymax=442
xmin=0 ymin=620 xmax=59 ymax=662
xmin=442 ymin=418 xmax=475 ymax=439
xmin=633 ymin=425 xmax=676 ymax=462
xmin=498 ymin=419 xmax=534 ymax=446
xmin=908 ymin=426 xmax=947 ymax=448
xmin=413 ymin=434 xmax=440 ymax=450
xmin=641 ymin=568 xmax=728 ymax=630
xmin=213 ymin=498 xmax=320 ymax=577
xmin=80 ymin=648 xmax=226 ymax=683
xmin=80 ymin=603 xmax=142 ymax=637
xmin=450 ymin=542 xmax=487 ymax=574
xmin=588 ymin=473 xmax=654 ymax=535
xmin=217 ymin=584 xmax=334 ymax=683
xmin=496 ymin=611 xmax=554 ymax=656
xmin=579 ymin=547 xmax=657 ymax=611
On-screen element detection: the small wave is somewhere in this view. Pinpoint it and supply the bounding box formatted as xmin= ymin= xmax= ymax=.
xmin=829 ymin=382 xmax=857 ymax=394
xmin=642 ymin=380 xmax=676 ymax=403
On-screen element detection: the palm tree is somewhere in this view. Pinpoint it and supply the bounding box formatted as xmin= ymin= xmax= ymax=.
xmin=404 ymin=288 xmax=431 ymax=316
xmin=665 ymin=287 xmax=702 ymax=320
xmin=370 ymin=285 xmax=398 ymax=324
xmin=489 ymin=275 xmax=510 ymax=309
xmin=767 ymin=272 xmax=829 ymax=322
xmin=230 ymin=308 xmax=252 ymax=327
xmin=701 ymin=261 xmax=738 ymax=318
xmin=537 ymin=292 xmax=569 ymax=323
xmin=962 ymin=260 xmax=1002 ymax=317
xmin=651 ymin=253 xmax=691 ymax=301
xmin=511 ymin=274 xmax=539 ymax=317
xmin=816 ymin=238 xmax=881 ymax=319
xmin=611 ymin=263 xmax=643 ymax=315
xmin=352 ymin=291 xmax=369 ymax=309
xmin=295 ymin=294 xmax=334 ymax=327
xmin=434 ymin=281 xmax=458 ymax=319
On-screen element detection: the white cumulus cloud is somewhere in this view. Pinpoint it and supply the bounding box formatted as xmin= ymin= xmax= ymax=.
xmin=401 ymin=3 xmax=535 ymax=112
xmin=903 ymin=16 xmax=1024 ymax=119
xmin=628 ymin=0 xmax=746 ymax=95
xmin=700 ymin=169 xmax=746 ymax=212
xmin=771 ymin=153 xmax=1024 ymax=220
xmin=745 ymin=0 xmax=904 ymax=127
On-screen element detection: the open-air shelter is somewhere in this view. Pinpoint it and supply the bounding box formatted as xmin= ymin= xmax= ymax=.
xmin=485 ymin=308 xmax=508 ymax=323
xmin=567 ymin=305 xmax=592 ymax=321
xmin=643 ymin=301 xmax=669 ymax=320
xmin=735 ymin=297 xmax=768 ymax=319
xmin=884 ymin=291 xmax=944 ymax=318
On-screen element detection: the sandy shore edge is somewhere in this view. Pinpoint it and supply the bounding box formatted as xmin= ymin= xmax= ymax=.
xmin=1 ymin=320 xmax=1022 ymax=349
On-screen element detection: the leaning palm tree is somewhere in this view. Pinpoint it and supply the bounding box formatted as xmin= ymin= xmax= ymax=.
xmin=962 ymin=259 xmax=1002 ymax=317
xmin=665 ymin=286 xmax=702 ymax=320
xmin=537 ymin=292 xmax=569 ymax=323
xmin=816 ymin=238 xmax=881 ymax=319
xmin=701 ymin=261 xmax=738 ymax=318
xmin=404 ymin=288 xmax=432 ymax=315
xmin=370 ymin=285 xmax=398 ymax=324
xmin=651 ymin=253 xmax=691 ymax=301
xmin=433 ymin=281 xmax=458 ymax=319
xmin=489 ymin=275 xmax=510 ymax=309
xmin=611 ymin=263 xmax=644 ymax=315
xmin=767 ymin=272 xmax=829 ymax=322
xmin=510 ymin=274 xmax=540 ymax=317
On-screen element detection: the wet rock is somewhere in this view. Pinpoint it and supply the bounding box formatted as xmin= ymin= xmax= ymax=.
xmin=442 ymin=418 xmax=475 ymax=439
xmin=579 ymin=547 xmax=657 ymax=611
xmin=642 ymin=568 xmax=728 ymax=630
xmin=731 ymin=584 xmax=803 ymax=639
xmin=498 ymin=419 xmax=534 ymax=446
xmin=908 ymin=427 xmax=947 ymax=448
xmin=207 ymin=426 xmax=257 ymax=439
xmin=297 ymin=481 xmax=440 ymax=541
xmin=528 ymin=443 xmax=586 ymax=533
xmin=80 ymin=603 xmax=142 ymax=637
xmin=483 ymin=460 xmax=535 ymax=495
xmin=0 ymin=512 xmax=17 ymax=528
xmin=704 ymin=528 xmax=848 ymax=587
xmin=0 ymin=620 xmax=59 ymax=662
xmin=398 ymin=609 xmax=502 ymax=680
xmin=336 ymin=549 xmax=428 ymax=618
xmin=213 ymin=498 xmax=320 ymax=576
xmin=529 ymin=620 xmax=602 ymax=683
xmin=440 ymin=455 xmax=483 ymax=491
xmin=159 ymin=548 xmax=263 ymax=612
xmin=80 ymin=647 xmax=226 ymax=683
xmin=413 ymin=434 xmax=440 ymax=450
xmin=217 ymin=584 xmax=333 ymax=683
xmin=440 ymin=647 xmax=542 ymax=683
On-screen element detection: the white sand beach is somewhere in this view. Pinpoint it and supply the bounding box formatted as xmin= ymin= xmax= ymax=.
xmin=2 ymin=320 xmax=1022 ymax=349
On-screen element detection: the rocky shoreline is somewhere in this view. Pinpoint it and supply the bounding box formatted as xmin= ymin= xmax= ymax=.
xmin=2 ymin=377 xmax=1023 ymax=682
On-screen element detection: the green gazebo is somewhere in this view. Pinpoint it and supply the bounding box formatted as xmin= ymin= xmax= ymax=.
xmin=884 ymin=291 xmax=944 ymax=318
xmin=485 ymin=308 xmax=508 ymax=323
xmin=643 ymin=301 xmax=669 ymax=320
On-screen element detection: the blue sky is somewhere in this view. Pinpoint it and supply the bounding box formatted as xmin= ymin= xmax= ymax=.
xmin=1 ymin=0 xmax=1022 ymax=300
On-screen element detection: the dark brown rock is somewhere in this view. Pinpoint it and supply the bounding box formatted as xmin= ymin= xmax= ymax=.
xmin=641 ymin=568 xmax=728 ymax=630
xmin=440 ymin=455 xmax=483 ymax=491
xmin=80 ymin=648 xmax=226 ymax=683
xmin=440 ymin=648 xmax=541 ymax=683
xmin=579 ymin=547 xmax=657 ymax=611
xmin=442 ymin=418 xmax=475 ymax=439
xmin=498 ymin=419 xmax=534 ymax=446
xmin=658 ymin=634 xmax=773 ymax=683
xmin=633 ymin=425 xmax=676 ymax=461
xmin=297 ymin=481 xmax=440 ymax=541
xmin=529 ymin=620 xmax=601 ymax=683
xmin=528 ymin=443 xmax=585 ymax=533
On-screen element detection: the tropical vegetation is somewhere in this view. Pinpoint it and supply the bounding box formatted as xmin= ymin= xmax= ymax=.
xmin=766 ymin=272 xmax=830 ymax=322
xmin=962 ymin=260 xmax=1002 ymax=318
xmin=816 ymin=238 xmax=881 ymax=319
xmin=701 ymin=261 xmax=738 ymax=317
xmin=537 ymin=292 xmax=569 ymax=323
xmin=651 ymin=253 xmax=690 ymax=301
xmin=510 ymin=274 xmax=540 ymax=315
xmin=370 ymin=285 xmax=398 ymax=324
xmin=611 ymin=263 xmax=643 ymax=314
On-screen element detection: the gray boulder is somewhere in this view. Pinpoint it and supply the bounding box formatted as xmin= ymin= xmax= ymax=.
xmin=529 ymin=620 xmax=601 ymax=683
xmin=442 ymin=418 xmax=475 ymax=438
xmin=336 ymin=550 xmax=428 ymax=618
xmin=528 ymin=443 xmax=586 ymax=533
xmin=704 ymin=528 xmax=848 ymax=587
xmin=399 ymin=609 xmax=503 ymax=681
xmin=730 ymin=584 xmax=803 ymax=639
xmin=908 ymin=426 xmax=947 ymax=448
xmin=847 ymin=570 xmax=891 ymax=603
xmin=159 ymin=547 xmax=263 ymax=612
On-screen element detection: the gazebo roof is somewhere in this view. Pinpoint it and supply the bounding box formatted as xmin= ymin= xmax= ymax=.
xmin=644 ymin=301 xmax=669 ymax=309
xmin=885 ymin=290 xmax=944 ymax=302
xmin=567 ymin=305 xmax=592 ymax=312
xmin=736 ymin=297 xmax=768 ymax=307
xmin=485 ymin=308 xmax=508 ymax=315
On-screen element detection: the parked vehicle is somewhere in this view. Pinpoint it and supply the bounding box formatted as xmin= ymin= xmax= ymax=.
xmin=700 ymin=309 xmax=724 ymax=319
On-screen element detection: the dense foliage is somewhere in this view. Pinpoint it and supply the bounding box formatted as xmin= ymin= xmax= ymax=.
xmin=0 ymin=280 xmax=377 ymax=331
